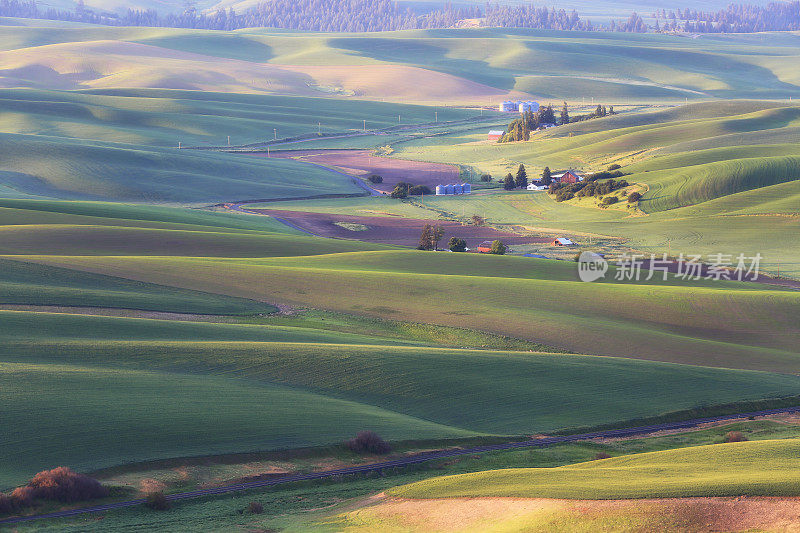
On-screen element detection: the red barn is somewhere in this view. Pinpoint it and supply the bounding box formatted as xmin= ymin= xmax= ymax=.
xmin=553 ymin=170 xmax=583 ymax=184
xmin=487 ymin=130 xmax=504 ymax=141
xmin=476 ymin=240 xmax=494 ymax=253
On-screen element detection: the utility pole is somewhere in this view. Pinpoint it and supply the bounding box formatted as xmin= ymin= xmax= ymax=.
xmin=398 ymin=115 xmax=401 ymax=123
xmin=363 ymin=119 xmax=366 ymax=132
xmin=178 ymin=141 xmax=181 ymax=149
xmin=227 ymin=135 xmax=230 ymax=146
xmin=435 ymin=111 xmax=438 ymax=122
xmin=267 ymin=146 xmax=270 ymax=158
xmin=274 ymin=128 xmax=277 ymax=140
xmin=318 ymin=122 xmax=321 ymax=135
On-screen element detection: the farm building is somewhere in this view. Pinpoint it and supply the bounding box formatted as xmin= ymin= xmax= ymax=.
xmin=476 ymin=240 xmax=494 ymax=253
xmin=519 ymin=101 xmax=540 ymax=114
xmin=488 ymin=130 xmax=504 ymax=141
xmin=553 ymin=237 xmax=575 ymax=246
xmin=527 ymin=182 xmax=548 ymax=191
xmin=552 ymin=170 xmax=584 ymax=184
xmin=435 ymin=183 xmax=471 ymax=195
xmin=498 ymin=101 xmax=518 ymax=112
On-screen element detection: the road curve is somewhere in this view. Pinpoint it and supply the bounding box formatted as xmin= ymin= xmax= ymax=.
xmin=3 ymin=405 xmax=800 ymax=526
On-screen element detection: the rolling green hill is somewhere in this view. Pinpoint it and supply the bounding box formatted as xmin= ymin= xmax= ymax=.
xmin=3 ymin=308 xmax=800 ymax=488
xmin=14 ymin=249 xmax=800 ymax=372
xmin=389 ymin=438 xmax=800 ymax=499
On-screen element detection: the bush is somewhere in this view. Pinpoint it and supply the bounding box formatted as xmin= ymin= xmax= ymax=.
xmin=724 ymin=431 xmax=748 ymax=443
xmin=448 ymin=237 xmax=467 ymax=252
xmin=10 ymin=486 xmax=35 ymax=507
xmin=367 ymin=174 xmax=383 ymax=184
xmin=27 ymin=467 xmax=108 ymax=503
xmin=602 ymin=196 xmax=618 ymax=205
xmin=145 ymin=491 xmax=170 ymax=511
xmin=408 ymin=185 xmax=432 ymax=195
xmin=248 ymin=501 xmax=264 ymax=514
xmin=594 ymin=452 xmax=612 ymax=460
xmin=0 ymin=493 xmax=16 ymax=514
xmin=347 ymin=431 xmax=392 ymax=455
xmin=480 ymin=174 xmax=492 ymax=182
xmin=390 ymin=185 xmax=407 ymax=199
xmin=490 ymin=240 xmax=506 ymax=255
xmin=627 ymin=191 xmax=642 ymax=203
xmin=608 ymin=164 xmax=622 ymax=171
xmin=471 ymin=214 xmax=485 ymax=226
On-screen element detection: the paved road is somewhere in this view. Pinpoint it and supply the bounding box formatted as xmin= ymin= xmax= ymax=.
xmin=3 ymin=405 xmax=800 ymax=526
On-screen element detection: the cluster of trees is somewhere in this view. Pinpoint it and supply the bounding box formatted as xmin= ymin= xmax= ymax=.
xmin=391 ymin=182 xmax=431 ymax=198
xmin=3 ymin=0 xmax=800 ymax=34
xmin=503 ymin=164 xmax=529 ymax=190
xmin=609 ymin=12 xmax=648 ymax=33
xmin=484 ymin=4 xmax=593 ymax=31
xmin=570 ymin=104 xmax=616 ymax=123
xmin=549 ymin=175 xmax=629 ymax=202
xmin=0 ymin=0 xmax=480 ymax=31
xmin=499 ymin=103 xmax=615 ymax=143
xmin=417 ymin=224 xmax=445 ymax=250
xmin=500 ymin=106 xmax=557 ymax=143
xmin=652 ymin=2 xmax=800 ymax=33
xmin=575 ymin=178 xmax=629 ymax=198
xmin=0 ymin=467 xmax=108 ymax=514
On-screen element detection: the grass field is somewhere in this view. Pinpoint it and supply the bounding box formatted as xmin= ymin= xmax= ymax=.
xmin=3 ymin=310 xmax=800 ymax=488
xmin=18 ymin=249 xmax=800 ymax=372
xmin=389 ymin=438 xmax=800 ymax=499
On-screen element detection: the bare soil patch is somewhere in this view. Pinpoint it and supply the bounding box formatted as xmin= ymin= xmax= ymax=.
xmin=253 ymin=150 xmax=460 ymax=193
xmin=251 ymin=209 xmax=549 ymax=248
xmin=339 ymin=496 xmax=800 ymax=532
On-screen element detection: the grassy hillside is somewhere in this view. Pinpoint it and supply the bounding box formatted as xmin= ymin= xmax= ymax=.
xmin=3 ymin=309 xmax=800 ymax=487
xmin=389 ymin=438 xmax=800 ymax=499
xmin=388 ymin=101 xmax=800 ymax=278
xmin=15 ymin=250 xmax=800 ymax=372
xmin=2 ymin=26 xmax=800 ymax=102
xmin=0 ymin=360 xmax=470 ymax=490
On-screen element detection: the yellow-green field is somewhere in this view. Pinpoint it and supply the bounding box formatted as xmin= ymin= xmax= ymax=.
xmin=389 ymin=438 xmax=800 ymax=499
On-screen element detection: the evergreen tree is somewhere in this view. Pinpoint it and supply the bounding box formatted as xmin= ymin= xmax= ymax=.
xmin=503 ymin=174 xmax=516 ymax=190
xmin=560 ymin=102 xmax=570 ymax=125
xmin=515 ymin=164 xmax=528 ymax=189
xmin=542 ymin=167 xmax=552 ymax=185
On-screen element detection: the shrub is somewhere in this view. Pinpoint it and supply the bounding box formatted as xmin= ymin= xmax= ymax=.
xmin=367 ymin=174 xmax=383 ymax=184
xmin=27 ymin=467 xmax=108 ymax=503
xmin=490 ymin=240 xmax=507 ymax=255
xmin=408 ymin=185 xmax=432 ymax=195
xmin=10 ymin=486 xmax=35 ymax=507
xmin=248 ymin=501 xmax=264 ymax=514
xmin=627 ymin=191 xmax=642 ymax=203
xmin=347 ymin=431 xmax=392 ymax=455
xmin=608 ymin=164 xmax=622 ymax=171
xmin=448 ymin=237 xmax=467 ymax=252
xmin=594 ymin=452 xmax=612 ymax=460
xmin=480 ymin=174 xmax=492 ymax=182
xmin=390 ymin=185 xmax=407 ymax=199
xmin=602 ymin=196 xmax=618 ymax=205
xmin=471 ymin=214 xmax=485 ymax=226
xmin=0 ymin=493 xmax=15 ymax=514
xmin=724 ymin=431 xmax=748 ymax=443
xmin=145 ymin=491 xmax=170 ymax=511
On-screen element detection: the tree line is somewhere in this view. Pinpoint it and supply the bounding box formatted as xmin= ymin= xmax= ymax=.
xmin=499 ymin=103 xmax=615 ymax=143
xmin=2 ymin=0 xmax=798 ymax=34
xmin=651 ymin=2 xmax=800 ymax=33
